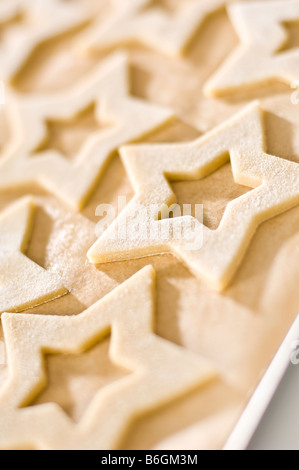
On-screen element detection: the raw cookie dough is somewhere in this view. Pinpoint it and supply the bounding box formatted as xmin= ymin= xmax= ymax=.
xmin=205 ymin=0 xmax=299 ymax=96
xmin=81 ymin=0 xmax=241 ymax=57
xmin=0 ymin=0 xmax=93 ymax=83
xmin=0 ymin=53 xmax=173 ymax=210
xmin=0 ymin=0 xmax=298 ymax=451
xmin=0 ymin=197 xmax=66 ymax=314
xmin=0 ymin=266 xmax=216 ymax=450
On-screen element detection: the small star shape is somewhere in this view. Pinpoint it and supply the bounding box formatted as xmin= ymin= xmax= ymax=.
xmin=0 ymin=266 xmax=216 ymax=450
xmin=88 ymin=102 xmax=299 ymax=291
xmin=0 ymin=197 xmax=67 ymax=314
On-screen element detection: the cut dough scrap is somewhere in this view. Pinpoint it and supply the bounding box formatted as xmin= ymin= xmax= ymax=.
xmin=88 ymin=102 xmax=299 ymax=292
xmin=204 ymin=0 xmax=299 ymax=96
xmin=0 ymin=197 xmax=67 ymax=314
xmin=81 ymin=0 xmax=241 ymax=57
xmin=0 ymin=0 xmax=94 ymax=82
xmin=0 ymin=52 xmax=173 ymax=210
xmin=0 ymin=266 xmax=217 ymax=450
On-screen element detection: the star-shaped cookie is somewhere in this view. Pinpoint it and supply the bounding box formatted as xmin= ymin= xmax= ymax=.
xmin=0 ymin=0 xmax=92 ymax=83
xmin=204 ymin=0 xmax=299 ymax=96
xmin=0 ymin=197 xmax=67 ymax=314
xmin=81 ymin=0 xmax=240 ymax=57
xmin=0 ymin=52 xmax=173 ymax=210
xmin=0 ymin=266 xmax=216 ymax=450
xmin=88 ymin=102 xmax=299 ymax=291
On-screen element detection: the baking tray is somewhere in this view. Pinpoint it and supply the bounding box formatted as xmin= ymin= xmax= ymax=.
xmin=224 ymin=314 xmax=299 ymax=450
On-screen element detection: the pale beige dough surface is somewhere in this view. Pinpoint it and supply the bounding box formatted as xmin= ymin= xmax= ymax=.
xmin=205 ymin=0 xmax=299 ymax=97
xmin=0 ymin=1 xmax=298 ymax=450
xmin=0 ymin=53 xmax=173 ymax=210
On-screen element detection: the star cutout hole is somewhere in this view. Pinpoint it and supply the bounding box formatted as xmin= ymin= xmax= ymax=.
xmin=30 ymin=336 xmax=130 ymax=423
xmin=33 ymin=103 xmax=114 ymax=161
xmin=171 ymin=160 xmax=252 ymax=230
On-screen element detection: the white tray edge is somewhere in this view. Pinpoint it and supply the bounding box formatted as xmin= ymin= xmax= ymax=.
xmin=224 ymin=314 xmax=299 ymax=451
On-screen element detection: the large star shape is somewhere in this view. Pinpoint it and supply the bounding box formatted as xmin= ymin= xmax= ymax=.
xmin=0 ymin=0 xmax=93 ymax=83
xmin=0 ymin=266 xmax=216 ymax=450
xmin=88 ymin=102 xmax=299 ymax=292
xmin=204 ymin=0 xmax=299 ymax=96
xmin=81 ymin=0 xmax=241 ymax=57
xmin=0 ymin=52 xmax=173 ymax=210
xmin=0 ymin=197 xmax=67 ymax=314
